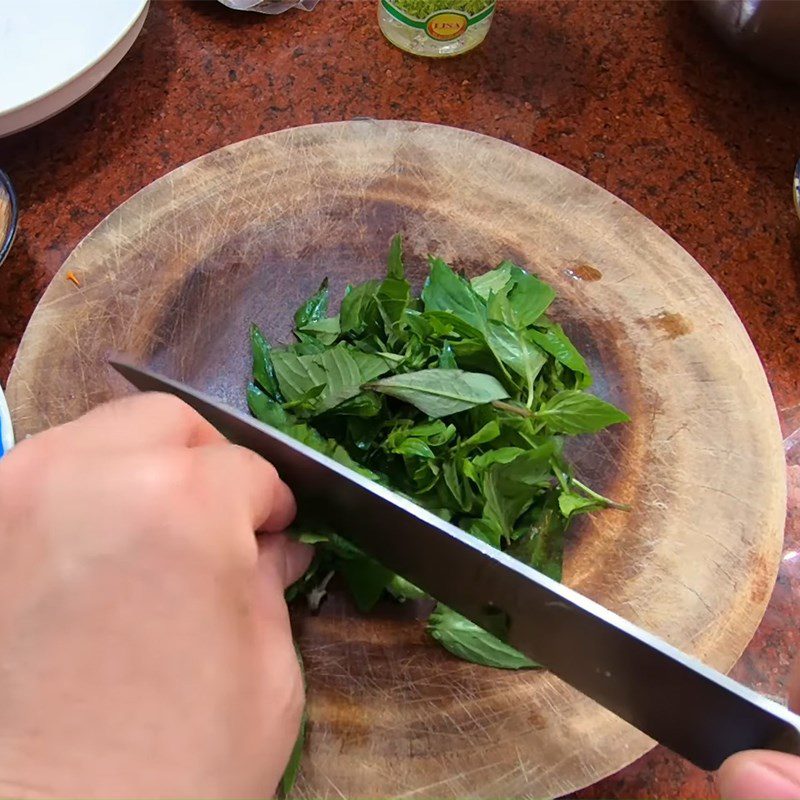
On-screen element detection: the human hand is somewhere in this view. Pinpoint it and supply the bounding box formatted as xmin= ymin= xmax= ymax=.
xmin=719 ymin=669 xmax=800 ymax=799
xmin=0 ymin=394 xmax=311 ymax=799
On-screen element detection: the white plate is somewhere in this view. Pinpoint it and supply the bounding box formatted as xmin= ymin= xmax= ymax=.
xmin=0 ymin=0 xmax=150 ymax=137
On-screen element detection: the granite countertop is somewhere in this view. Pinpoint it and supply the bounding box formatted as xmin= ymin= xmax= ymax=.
xmin=1 ymin=1 xmax=799 ymax=796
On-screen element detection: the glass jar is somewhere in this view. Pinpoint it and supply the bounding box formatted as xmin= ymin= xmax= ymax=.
xmin=378 ymin=0 xmax=496 ymax=58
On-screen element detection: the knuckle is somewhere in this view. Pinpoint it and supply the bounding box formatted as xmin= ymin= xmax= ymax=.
xmin=137 ymin=392 xmax=196 ymax=426
xmin=131 ymin=450 xmax=195 ymax=512
xmin=232 ymin=445 xmax=278 ymax=482
xmin=167 ymin=450 xmax=257 ymax=565
xmin=122 ymin=452 xmax=213 ymax=552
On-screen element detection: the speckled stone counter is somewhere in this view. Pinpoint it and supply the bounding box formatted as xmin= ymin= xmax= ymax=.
xmin=1 ymin=1 xmax=799 ymax=797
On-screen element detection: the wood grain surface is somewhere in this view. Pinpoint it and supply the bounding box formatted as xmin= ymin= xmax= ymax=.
xmin=6 ymin=121 xmax=786 ymax=799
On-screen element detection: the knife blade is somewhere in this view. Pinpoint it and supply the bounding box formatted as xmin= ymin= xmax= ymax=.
xmin=111 ymin=356 xmax=800 ymax=770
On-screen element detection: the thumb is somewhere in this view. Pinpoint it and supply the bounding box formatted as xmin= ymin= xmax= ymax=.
xmin=718 ymin=751 xmax=800 ymax=799
xmin=258 ymin=533 xmax=314 ymax=590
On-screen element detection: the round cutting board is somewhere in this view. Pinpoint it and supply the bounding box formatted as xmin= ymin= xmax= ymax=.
xmin=0 ymin=0 xmax=150 ymax=137
xmin=7 ymin=121 xmax=786 ymax=798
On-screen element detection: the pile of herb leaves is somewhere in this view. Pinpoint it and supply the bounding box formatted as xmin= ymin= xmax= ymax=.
xmin=248 ymin=234 xmax=628 ymax=672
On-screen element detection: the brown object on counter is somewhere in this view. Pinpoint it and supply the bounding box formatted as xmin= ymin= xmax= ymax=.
xmin=0 ymin=190 xmax=11 ymax=245
xmin=697 ymin=0 xmax=800 ymax=85
xmin=1 ymin=2 xmax=799 ymax=798
xmin=0 ymin=171 xmax=17 ymax=267
xmin=5 ymin=121 xmax=786 ymax=799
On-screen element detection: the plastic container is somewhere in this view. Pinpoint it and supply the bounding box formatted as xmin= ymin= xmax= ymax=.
xmin=378 ymin=0 xmax=496 ymax=57
xmin=0 ymin=385 xmax=14 ymax=458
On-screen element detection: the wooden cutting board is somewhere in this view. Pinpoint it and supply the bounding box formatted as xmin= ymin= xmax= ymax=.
xmin=7 ymin=121 xmax=786 ymax=799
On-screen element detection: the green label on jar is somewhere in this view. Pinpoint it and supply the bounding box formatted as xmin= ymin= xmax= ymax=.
xmin=381 ymin=0 xmax=496 ymax=41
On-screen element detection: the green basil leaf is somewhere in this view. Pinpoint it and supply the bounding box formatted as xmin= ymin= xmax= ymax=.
xmin=408 ymin=458 xmax=441 ymax=493
xmin=461 ymin=420 xmax=501 ymax=451
xmin=393 ymin=439 xmax=436 ymax=459
xmin=347 ymin=414 xmax=381 ymax=446
xmin=386 ymin=233 xmax=405 ymax=280
xmin=471 ymin=261 xmax=515 ymax=300
xmin=467 ymin=517 xmax=503 ymax=548
xmin=427 ymin=604 xmax=537 ymax=670
xmin=475 ymin=261 xmax=554 ymax=328
xmin=250 ymin=324 xmax=282 ymax=400
xmin=386 ymin=574 xmax=427 ymax=601
xmin=558 ymin=492 xmax=602 ymax=517
xmin=486 ymin=320 xmax=547 ymax=400
xmin=290 ymin=336 xmax=328 ymax=356
xmin=438 ymin=342 xmax=458 ymax=369
xmin=279 ymin=646 xmax=307 ymax=797
xmin=481 ymin=444 xmax=557 ymax=538
xmin=341 ymin=557 xmax=394 ymax=613
xmin=294 ymin=278 xmax=330 ymax=329
xmin=249 ymin=384 xmax=374 ymax=472
xmin=367 ymin=368 xmax=508 ymax=418
xmin=298 ymin=314 xmax=340 ymax=346
xmin=497 ymin=264 xmax=556 ymax=328
xmin=421 ymin=258 xmax=488 ymax=332
xmin=273 ymin=344 xmax=392 ymax=414
xmin=340 ymin=279 xmax=381 ymax=335
xmin=248 ymin=383 xmax=283 ymax=424
xmin=470 ymin=446 xmax=526 ymax=471
xmin=321 ymin=531 xmax=368 ymax=560
xmin=295 ymin=532 xmax=330 ymax=545
xmin=420 ymin=420 xmax=453 ymax=442
xmin=422 ymin=310 xmax=486 ymax=341
xmin=311 ymin=347 xmax=367 ymax=410
xmin=282 ymin=383 xmax=326 ymax=413
xmin=537 ymin=389 xmax=629 ymax=434
xmin=508 ymin=494 xmax=567 ymax=581
xmin=401 ymin=420 xmax=456 ymax=446
xmin=377 ymin=276 xmax=411 ymax=329
xmin=271 ymin=349 xmax=321 ymax=401
xmin=441 ymin=458 xmax=479 ymax=514
xmin=326 ymin=391 xmax=383 ymax=418
xmin=403 ymin=310 xmax=437 ymax=340
xmin=528 ymin=323 xmax=591 ymax=383
xmin=348 ymin=349 xmax=399 ymax=382
xmin=329 ymin=444 xmax=383 ymax=480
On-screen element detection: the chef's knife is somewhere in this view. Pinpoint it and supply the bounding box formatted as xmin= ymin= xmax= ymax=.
xmin=111 ymin=357 xmax=800 ymax=770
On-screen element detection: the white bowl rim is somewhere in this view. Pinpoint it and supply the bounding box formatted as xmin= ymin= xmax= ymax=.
xmin=0 ymin=0 xmax=150 ymax=138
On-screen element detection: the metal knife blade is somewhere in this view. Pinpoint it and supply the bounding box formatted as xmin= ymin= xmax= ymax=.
xmin=111 ymin=357 xmax=800 ymax=770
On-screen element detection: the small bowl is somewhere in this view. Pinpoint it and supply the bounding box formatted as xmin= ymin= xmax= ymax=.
xmin=0 ymin=169 xmax=18 ymax=268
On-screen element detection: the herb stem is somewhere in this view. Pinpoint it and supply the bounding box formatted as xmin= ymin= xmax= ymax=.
xmin=572 ymin=479 xmax=631 ymax=511
xmin=491 ymin=400 xmax=533 ymax=418
xmin=307 ymin=570 xmax=336 ymax=612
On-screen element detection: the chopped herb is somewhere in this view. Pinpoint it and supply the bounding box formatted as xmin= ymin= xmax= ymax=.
xmin=393 ymin=0 xmax=494 ymax=19
xmin=248 ymin=234 xmax=628 ymax=672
